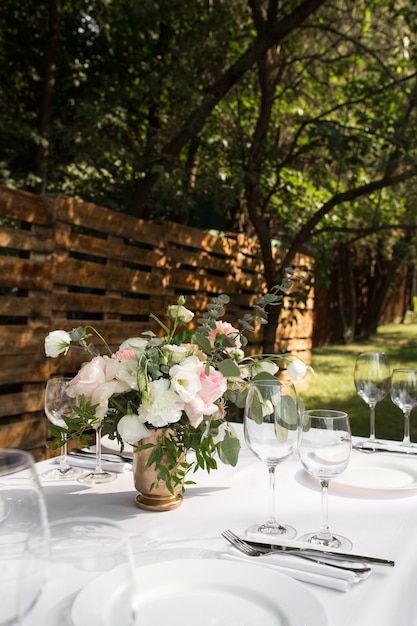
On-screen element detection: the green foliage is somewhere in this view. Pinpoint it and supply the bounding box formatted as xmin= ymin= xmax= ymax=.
xmin=302 ymin=323 xmax=417 ymax=441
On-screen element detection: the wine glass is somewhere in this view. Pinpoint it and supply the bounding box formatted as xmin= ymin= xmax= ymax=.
xmin=20 ymin=516 xmax=136 ymax=626
xmin=298 ymin=409 xmax=352 ymax=550
xmin=354 ymin=351 xmax=391 ymax=444
xmin=243 ymin=378 xmax=300 ymax=537
xmin=390 ymin=368 xmax=417 ymax=447
xmin=43 ymin=376 xmax=82 ymax=480
xmin=0 ymin=448 xmax=49 ymax=626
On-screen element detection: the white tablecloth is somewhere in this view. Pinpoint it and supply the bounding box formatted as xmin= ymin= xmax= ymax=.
xmin=35 ymin=425 xmax=417 ymax=626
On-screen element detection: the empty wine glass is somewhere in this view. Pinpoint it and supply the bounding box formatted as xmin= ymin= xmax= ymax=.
xmin=298 ymin=409 xmax=352 ymax=550
xmin=0 ymin=448 xmax=49 ymax=626
xmin=243 ymin=378 xmax=300 ymax=537
xmin=44 ymin=376 xmax=83 ymax=480
xmin=390 ymin=368 xmax=417 ymax=447
xmin=20 ymin=517 xmax=136 ymax=626
xmin=354 ymin=351 xmax=391 ymax=444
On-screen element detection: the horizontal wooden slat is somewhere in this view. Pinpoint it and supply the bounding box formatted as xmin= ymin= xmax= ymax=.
xmin=0 ymin=256 xmax=53 ymax=289
xmin=0 ymin=186 xmax=55 ymax=225
xmin=57 ymin=196 xmax=166 ymax=243
xmin=54 ymin=257 xmax=165 ymax=294
xmin=0 ymin=294 xmax=51 ymax=317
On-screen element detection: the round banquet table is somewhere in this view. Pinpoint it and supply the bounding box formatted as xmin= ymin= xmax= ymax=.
xmin=32 ymin=424 xmax=417 ymax=626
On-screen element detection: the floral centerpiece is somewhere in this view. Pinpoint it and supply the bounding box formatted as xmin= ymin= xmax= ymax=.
xmin=45 ymin=281 xmax=308 ymax=503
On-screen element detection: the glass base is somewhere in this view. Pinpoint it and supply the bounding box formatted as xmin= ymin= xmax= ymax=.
xmin=42 ymin=466 xmax=83 ymax=480
xmin=401 ymin=441 xmax=417 ymax=448
xmin=77 ymin=470 xmax=117 ymax=484
xmin=299 ymin=531 xmax=352 ymax=550
xmin=246 ymin=522 xmax=297 ymax=539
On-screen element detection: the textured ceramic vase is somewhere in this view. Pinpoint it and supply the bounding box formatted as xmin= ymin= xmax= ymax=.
xmin=133 ymin=428 xmax=184 ymax=511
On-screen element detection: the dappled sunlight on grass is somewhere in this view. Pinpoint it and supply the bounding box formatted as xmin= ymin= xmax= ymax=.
xmin=301 ymin=323 xmax=417 ymax=441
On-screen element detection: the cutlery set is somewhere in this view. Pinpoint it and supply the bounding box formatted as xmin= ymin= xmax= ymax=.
xmin=69 ymin=449 xmax=133 ymax=464
xmin=221 ymin=529 xmax=394 ymax=574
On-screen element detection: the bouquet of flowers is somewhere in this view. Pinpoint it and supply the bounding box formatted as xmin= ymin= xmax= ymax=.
xmin=45 ymin=282 xmax=308 ymax=493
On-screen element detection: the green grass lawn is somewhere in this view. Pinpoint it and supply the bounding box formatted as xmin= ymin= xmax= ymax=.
xmin=300 ymin=323 xmax=417 ymax=441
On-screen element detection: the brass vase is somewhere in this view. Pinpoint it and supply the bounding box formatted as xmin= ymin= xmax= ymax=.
xmin=133 ymin=428 xmax=184 ymax=512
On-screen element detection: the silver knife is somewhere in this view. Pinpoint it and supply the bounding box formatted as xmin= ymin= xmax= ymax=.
xmin=244 ymin=539 xmax=395 ymax=567
xmin=353 ymin=443 xmax=417 ymax=456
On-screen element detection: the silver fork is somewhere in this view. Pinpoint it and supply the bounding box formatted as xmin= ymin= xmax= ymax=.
xmin=221 ymin=530 xmax=371 ymax=576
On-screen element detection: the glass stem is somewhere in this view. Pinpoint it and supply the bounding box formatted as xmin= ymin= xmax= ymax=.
xmin=95 ymin=426 xmax=103 ymax=472
xmin=403 ymin=411 xmax=411 ymax=445
xmin=318 ymin=480 xmax=332 ymax=540
xmin=58 ymin=437 xmax=70 ymax=472
xmin=267 ymin=465 xmax=277 ymax=525
xmin=369 ymin=404 xmax=376 ymax=442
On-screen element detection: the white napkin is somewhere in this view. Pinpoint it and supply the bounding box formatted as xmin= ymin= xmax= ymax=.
xmin=221 ymin=547 xmax=371 ymax=592
xmin=53 ymin=456 xmax=131 ymax=474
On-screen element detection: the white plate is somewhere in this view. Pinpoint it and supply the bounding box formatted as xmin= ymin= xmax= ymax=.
xmin=331 ymin=453 xmax=417 ymax=493
xmin=72 ymin=558 xmax=327 ymax=626
xmin=101 ymin=435 xmax=134 ymax=458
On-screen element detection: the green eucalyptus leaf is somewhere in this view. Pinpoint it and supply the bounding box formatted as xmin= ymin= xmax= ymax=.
xmin=217 ymin=358 xmax=241 ymax=377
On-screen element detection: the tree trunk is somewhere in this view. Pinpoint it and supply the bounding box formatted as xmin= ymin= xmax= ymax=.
xmin=358 ymin=236 xmax=413 ymax=338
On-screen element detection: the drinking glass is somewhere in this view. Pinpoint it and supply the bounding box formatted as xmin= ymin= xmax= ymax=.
xmin=0 ymin=448 xmax=49 ymax=626
xmin=43 ymin=376 xmax=82 ymax=480
xmin=243 ymin=379 xmax=300 ymax=537
xmin=298 ymin=409 xmax=352 ymax=550
xmin=20 ymin=517 xmax=136 ymax=626
xmin=390 ymin=368 xmax=417 ymax=447
xmin=354 ymin=351 xmax=391 ymax=444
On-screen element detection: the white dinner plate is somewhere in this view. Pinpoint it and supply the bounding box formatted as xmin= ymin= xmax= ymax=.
xmin=331 ymin=453 xmax=417 ymax=493
xmin=72 ymin=558 xmax=328 ymax=626
xmin=101 ymin=435 xmax=134 ymax=458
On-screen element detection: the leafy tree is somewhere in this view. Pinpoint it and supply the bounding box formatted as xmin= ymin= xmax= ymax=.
xmin=1 ymin=0 xmax=417 ymax=348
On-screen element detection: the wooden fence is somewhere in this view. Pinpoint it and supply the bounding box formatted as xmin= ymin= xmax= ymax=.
xmin=0 ymin=186 xmax=313 ymax=459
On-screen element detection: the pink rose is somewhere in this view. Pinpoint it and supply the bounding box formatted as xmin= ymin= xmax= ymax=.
xmin=199 ymin=367 xmax=227 ymax=405
xmin=207 ymin=321 xmax=241 ymax=349
xmin=67 ymin=355 xmax=130 ymax=421
xmin=112 ymin=348 xmax=136 ymax=362
xmin=184 ymin=366 xmax=227 ymax=428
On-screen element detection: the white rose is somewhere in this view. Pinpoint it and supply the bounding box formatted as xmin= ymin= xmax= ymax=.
xmin=44 ymin=330 xmax=72 ymax=357
xmin=287 ymin=358 xmax=307 ymax=381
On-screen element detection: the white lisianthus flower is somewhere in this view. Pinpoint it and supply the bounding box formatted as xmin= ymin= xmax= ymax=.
xmin=44 ymin=330 xmax=72 ymax=357
xmin=162 ymin=344 xmax=189 ymax=364
xmin=228 ymin=348 xmax=245 ymax=362
xmin=118 ymin=337 xmax=148 ymax=351
xmin=169 ymin=355 xmax=203 ymax=402
xmin=137 ymin=378 xmax=185 ymax=427
xmin=167 ymin=305 xmax=194 ymax=324
xmin=251 ymin=360 xmax=279 ymax=377
xmin=117 ymin=413 xmax=150 ymax=443
xmin=116 ymin=359 xmax=140 ymax=390
xmin=287 ymin=358 xmax=307 ymax=381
